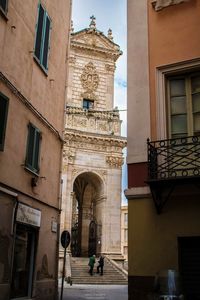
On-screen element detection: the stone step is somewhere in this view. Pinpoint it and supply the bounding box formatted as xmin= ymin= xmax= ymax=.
xmin=70 ymin=257 xmax=127 ymax=285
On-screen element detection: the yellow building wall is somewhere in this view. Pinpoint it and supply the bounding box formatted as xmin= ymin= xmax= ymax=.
xmin=129 ymin=194 xmax=200 ymax=277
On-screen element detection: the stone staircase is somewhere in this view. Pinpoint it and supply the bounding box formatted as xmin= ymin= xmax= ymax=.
xmin=70 ymin=257 xmax=128 ymax=285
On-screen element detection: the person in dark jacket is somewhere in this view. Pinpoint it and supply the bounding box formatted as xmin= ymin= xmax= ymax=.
xmin=97 ymin=255 xmax=104 ymax=275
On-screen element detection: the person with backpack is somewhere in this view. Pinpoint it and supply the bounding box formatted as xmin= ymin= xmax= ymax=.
xmin=97 ymin=255 xmax=104 ymax=275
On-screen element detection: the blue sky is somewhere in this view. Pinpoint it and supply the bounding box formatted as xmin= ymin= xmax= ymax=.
xmin=72 ymin=0 xmax=127 ymax=204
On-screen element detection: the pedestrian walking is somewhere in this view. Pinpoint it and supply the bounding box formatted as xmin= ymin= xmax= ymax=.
xmin=97 ymin=255 xmax=104 ymax=275
xmin=88 ymin=254 xmax=95 ymax=275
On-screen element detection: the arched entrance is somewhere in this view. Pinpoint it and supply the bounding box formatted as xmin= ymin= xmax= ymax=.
xmin=71 ymin=172 xmax=104 ymax=257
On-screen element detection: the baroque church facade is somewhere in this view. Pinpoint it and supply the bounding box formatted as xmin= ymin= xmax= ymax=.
xmin=60 ymin=17 xmax=126 ymax=260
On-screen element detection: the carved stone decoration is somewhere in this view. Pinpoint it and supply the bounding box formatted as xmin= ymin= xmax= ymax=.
xmin=63 ymin=148 xmax=76 ymax=165
xmin=98 ymin=121 xmax=108 ymax=131
xmin=69 ymin=56 xmax=76 ymax=66
xmin=81 ymin=91 xmax=97 ymax=101
xmin=152 ymin=0 xmax=190 ymax=11
xmin=106 ymin=156 xmax=124 ymax=168
xmin=105 ymin=64 xmax=116 ymax=73
xmin=80 ymin=62 xmax=99 ymax=93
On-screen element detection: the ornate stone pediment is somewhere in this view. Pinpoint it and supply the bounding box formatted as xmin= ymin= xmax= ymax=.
xmin=71 ymin=28 xmax=122 ymax=61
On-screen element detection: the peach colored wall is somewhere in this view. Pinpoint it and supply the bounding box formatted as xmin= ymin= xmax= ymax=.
xmin=148 ymin=0 xmax=200 ymax=139
xmin=0 ymin=0 xmax=71 ymax=133
xmin=0 ymin=0 xmax=71 ymax=206
xmin=0 ymin=1 xmax=71 ymax=298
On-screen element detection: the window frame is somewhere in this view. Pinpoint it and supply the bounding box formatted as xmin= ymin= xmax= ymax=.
xmin=83 ymin=99 xmax=94 ymax=110
xmin=0 ymin=92 xmax=9 ymax=151
xmin=156 ymin=59 xmax=200 ymax=140
xmin=25 ymin=123 xmax=41 ymax=175
xmin=34 ymin=2 xmax=52 ymax=73
xmin=0 ymin=0 xmax=8 ymax=17
xmin=167 ymin=72 xmax=200 ymax=139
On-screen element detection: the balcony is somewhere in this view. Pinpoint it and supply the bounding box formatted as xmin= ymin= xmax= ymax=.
xmin=146 ymin=135 xmax=200 ymax=213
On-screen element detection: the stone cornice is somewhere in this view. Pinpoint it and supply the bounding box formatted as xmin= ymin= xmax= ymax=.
xmin=64 ymin=129 xmax=127 ymax=149
xmin=71 ymin=42 xmax=122 ymax=61
xmin=66 ymin=106 xmax=120 ymax=120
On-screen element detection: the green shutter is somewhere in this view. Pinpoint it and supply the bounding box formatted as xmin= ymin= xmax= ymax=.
xmin=35 ymin=4 xmax=45 ymax=61
xmin=25 ymin=123 xmax=41 ymax=173
xmin=33 ymin=129 xmax=41 ymax=172
xmin=34 ymin=3 xmax=51 ymax=71
xmin=42 ymin=15 xmax=50 ymax=69
xmin=0 ymin=92 xmax=9 ymax=151
xmin=26 ymin=124 xmax=35 ymax=168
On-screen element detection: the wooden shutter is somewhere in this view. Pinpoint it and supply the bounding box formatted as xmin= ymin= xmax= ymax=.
xmin=0 ymin=0 xmax=7 ymax=12
xmin=26 ymin=124 xmax=41 ymax=173
xmin=35 ymin=4 xmax=44 ymax=61
xmin=42 ymin=15 xmax=50 ymax=69
xmin=26 ymin=124 xmax=35 ymax=168
xmin=0 ymin=93 xmax=9 ymax=151
xmin=33 ymin=129 xmax=41 ymax=172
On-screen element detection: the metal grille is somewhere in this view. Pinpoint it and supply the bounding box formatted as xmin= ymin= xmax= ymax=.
xmin=147 ymin=136 xmax=200 ymax=180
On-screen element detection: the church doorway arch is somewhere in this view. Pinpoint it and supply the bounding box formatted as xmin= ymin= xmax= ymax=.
xmin=71 ymin=171 xmax=104 ymax=257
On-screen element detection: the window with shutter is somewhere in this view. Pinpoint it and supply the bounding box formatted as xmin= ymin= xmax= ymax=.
xmin=0 ymin=92 xmax=9 ymax=151
xmin=34 ymin=3 xmax=51 ymax=71
xmin=25 ymin=123 xmax=41 ymax=174
xmin=0 ymin=0 xmax=8 ymax=13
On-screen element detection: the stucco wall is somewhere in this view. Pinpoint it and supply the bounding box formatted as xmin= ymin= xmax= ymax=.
xmin=148 ymin=0 xmax=200 ymax=139
xmin=129 ymin=193 xmax=200 ymax=276
xmin=0 ymin=0 xmax=71 ymax=133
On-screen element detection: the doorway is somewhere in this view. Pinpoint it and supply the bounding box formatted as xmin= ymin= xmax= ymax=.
xmin=11 ymin=223 xmax=37 ymax=299
xmin=70 ymin=172 xmax=104 ymax=257
xmin=178 ymin=236 xmax=200 ymax=300
xmin=88 ymin=220 xmax=97 ymax=257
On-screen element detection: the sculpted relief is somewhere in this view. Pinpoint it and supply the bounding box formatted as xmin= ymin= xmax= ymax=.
xmin=80 ymin=62 xmax=99 ymax=93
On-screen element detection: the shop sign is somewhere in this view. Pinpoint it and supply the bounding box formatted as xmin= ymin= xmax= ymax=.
xmin=16 ymin=203 xmax=41 ymax=227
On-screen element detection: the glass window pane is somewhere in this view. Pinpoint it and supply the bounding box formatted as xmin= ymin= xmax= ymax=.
xmin=192 ymin=93 xmax=200 ymax=113
xmin=170 ymin=79 xmax=185 ymax=96
xmin=193 ymin=114 xmax=200 ymax=132
xmin=171 ymin=96 xmax=186 ymax=114
xmin=191 ymin=75 xmax=200 ymax=93
xmin=171 ymin=115 xmax=187 ymax=134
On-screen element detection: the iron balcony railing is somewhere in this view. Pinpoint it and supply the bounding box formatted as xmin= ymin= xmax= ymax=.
xmin=147 ymin=136 xmax=200 ymax=180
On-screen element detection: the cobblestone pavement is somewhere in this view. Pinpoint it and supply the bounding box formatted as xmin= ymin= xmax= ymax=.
xmin=61 ymin=284 xmax=128 ymax=300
